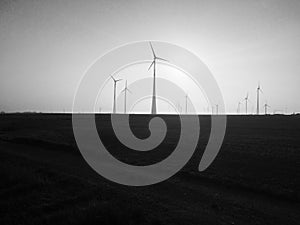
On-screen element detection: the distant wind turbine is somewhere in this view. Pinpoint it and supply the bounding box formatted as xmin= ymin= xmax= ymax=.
xmin=176 ymin=102 xmax=182 ymax=114
xmin=148 ymin=42 xmax=168 ymax=114
xmin=111 ymin=75 xmax=122 ymax=114
xmin=185 ymin=94 xmax=188 ymax=114
xmin=216 ymin=104 xmax=219 ymax=115
xmin=121 ymin=80 xmax=132 ymax=114
xmin=237 ymin=101 xmax=241 ymax=114
xmin=264 ymin=102 xmax=271 ymax=115
xmin=244 ymin=92 xmax=249 ymax=114
xmin=284 ymin=106 xmax=288 ymax=115
xmin=256 ymin=82 xmax=263 ymax=115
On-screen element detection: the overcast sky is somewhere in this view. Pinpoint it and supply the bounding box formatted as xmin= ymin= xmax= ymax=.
xmin=0 ymin=0 xmax=299 ymax=114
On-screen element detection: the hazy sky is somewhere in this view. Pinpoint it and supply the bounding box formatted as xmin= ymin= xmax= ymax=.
xmin=1 ymin=0 xmax=299 ymax=113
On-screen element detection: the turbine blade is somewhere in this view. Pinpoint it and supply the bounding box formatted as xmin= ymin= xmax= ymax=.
xmin=110 ymin=76 xmax=116 ymax=82
xmin=148 ymin=60 xmax=154 ymax=70
xmin=156 ymin=57 xmax=169 ymax=62
xmin=127 ymin=88 xmax=133 ymax=94
xmin=115 ymin=79 xmax=122 ymax=82
xmin=149 ymin=42 xmax=156 ymax=58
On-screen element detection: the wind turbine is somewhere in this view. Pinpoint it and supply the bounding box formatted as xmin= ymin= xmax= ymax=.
xmin=111 ymin=76 xmax=122 ymax=114
xmin=237 ymin=101 xmax=241 ymax=114
xmin=284 ymin=106 xmax=288 ymax=115
xmin=148 ymin=42 xmax=168 ymax=114
xmin=215 ymin=104 xmax=219 ymax=115
xmin=185 ymin=94 xmax=188 ymax=114
xmin=121 ymin=80 xmax=132 ymax=114
xmin=256 ymin=82 xmax=263 ymax=115
xmin=176 ymin=102 xmax=182 ymax=114
xmin=264 ymin=102 xmax=271 ymax=115
xmin=244 ymin=93 xmax=249 ymax=115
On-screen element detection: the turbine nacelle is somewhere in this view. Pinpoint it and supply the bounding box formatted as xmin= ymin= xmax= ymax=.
xmin=148 ymin=42 xmax=169 ymax=71
xmin=121 ymin=80 xmax=132 ymax=94
xmin=111 ymin=75 xmax=122 ymax=83
xmin=257 ymin=83 xmax=263 ymax=93
xmin=244 ymin=93 xmax=249 ymax=101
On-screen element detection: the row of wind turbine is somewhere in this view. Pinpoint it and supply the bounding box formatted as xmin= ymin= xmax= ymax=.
xmin=108 ymin=42 xmax=168 ymax=114
xmin=238 ymin=83 xmax=271 ymax=115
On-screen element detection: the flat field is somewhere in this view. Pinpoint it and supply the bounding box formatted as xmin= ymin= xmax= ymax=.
xmin=0 ymin=114 xmax=299 ymax=225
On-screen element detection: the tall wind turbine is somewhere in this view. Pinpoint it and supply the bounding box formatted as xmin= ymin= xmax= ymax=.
xmin=216 ymin=104 xmax=219 ymax=115
xmin=264 ymin=102 xmax=270 ymax=115
xmin=121 ymin=80 xmax=132 ymax=114
xmin=244 ymin=93 xmax=249 ymax=115
xmin=148 ymin=42 xmax=168 ymax=114
xmin=256 ymin=83 xmax=263 ymax=115
xmin=111 ymin=76 xmax=122 ymax=114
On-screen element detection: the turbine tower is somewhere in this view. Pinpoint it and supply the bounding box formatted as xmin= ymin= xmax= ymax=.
xmin=264 ymin=102 xmax=270 ymax=115
xmin=244 ymin=93 xmax=249 ymax=115
xmin=148 ymin=42 xmax=168 ymax=114
xmin=256 ymin=83 xmax=263 ymax=115
xmin=216 ymin=104 xmax=219 ymax=115
xmin=111 ymin=76 xmax=122 ymax=114
xmin=121 ymin=80 xmax=132 ymax=114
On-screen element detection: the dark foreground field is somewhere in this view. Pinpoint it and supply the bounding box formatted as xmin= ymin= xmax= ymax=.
xmin=0 ymin=114 xmax=299 ymax=225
